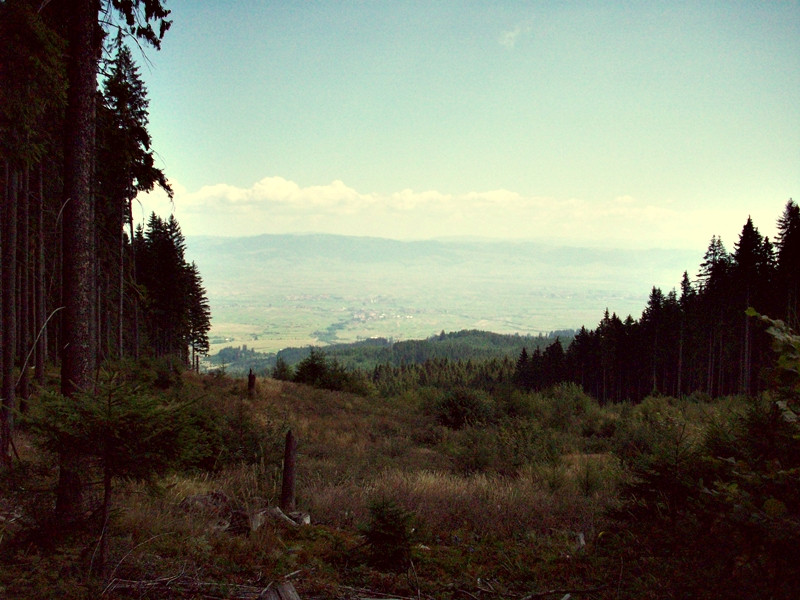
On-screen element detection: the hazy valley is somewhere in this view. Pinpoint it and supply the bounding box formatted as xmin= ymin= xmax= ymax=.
xmin=186 ymin=233 xmax=699 ymax=356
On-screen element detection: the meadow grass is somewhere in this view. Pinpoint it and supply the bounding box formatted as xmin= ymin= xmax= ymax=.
xmin=0 ymin=370 xmax=754 ymax=599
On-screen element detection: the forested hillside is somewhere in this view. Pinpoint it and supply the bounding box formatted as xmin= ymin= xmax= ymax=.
xmin=192 ymin=232 xmax=696 ymax=355
xmin=555 ymin=207 xmax=799 ymax=401
xmin=1 ymin=2 xmax=799 ymax=599
xmin=0 ymin=3 xmax=210 ymax=473
xmin=213 ymin=329 xmax=575 ymax=374
xmin=216 ymin=204 xmax=800 ymax=404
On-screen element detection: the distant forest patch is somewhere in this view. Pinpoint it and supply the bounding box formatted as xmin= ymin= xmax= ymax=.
xmin=210 ymin=329 xmax=575 ymax=374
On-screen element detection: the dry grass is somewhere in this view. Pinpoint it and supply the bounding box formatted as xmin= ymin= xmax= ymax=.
xmin=1 ymin=372 xmax=634 ymax=599
xmin=305 ymin=467 xmax=617 ymax=541
xmin=234 ymin=376 xmax=625 ymax=557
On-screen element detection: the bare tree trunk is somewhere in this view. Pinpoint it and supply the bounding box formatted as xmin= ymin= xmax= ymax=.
xmin=18 ymin=166 xmax=30 ymax=408
xmin=1 ymin=169 xmax=18 ymax=463
xmin=57 ymin=0 xmax=100 ymax=518
xmin=61 ymin=0 xmax=97 ymax=396
xmin=742 ymin=296 xmax=752 ymax=396
xmin=118 ymin=202 xmax=125 ymax=359
xmin=128 ymin=203 xmax=139 ymax=359
xmin=0 ymin=163 xmax=4 ymax=420
xmin=99 ymin=270 xmax=110 ymax=362
xmin=280 ymin=430 xmax=297 ymax=513
xmin=248 ymin=368 xmax=256 ymax=397
xmin=35 ymin=163 xmax=47 ymax=383
xmin=677 ymin=319 xmax=684 ymax=397
xmin=706 ymin=331 xmax=714 ymax=396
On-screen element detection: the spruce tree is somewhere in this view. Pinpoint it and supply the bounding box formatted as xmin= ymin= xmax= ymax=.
xmin=97 ymin=36 xmax=172 ymax=359
xmin=57 ymin=0 xmax=170 ymax=517
xmin=776 ymin=199 xmax=800 ymax=327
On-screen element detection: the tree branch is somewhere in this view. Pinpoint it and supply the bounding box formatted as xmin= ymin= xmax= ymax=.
xmin=520 ymin=584 xmax=608 ymax=599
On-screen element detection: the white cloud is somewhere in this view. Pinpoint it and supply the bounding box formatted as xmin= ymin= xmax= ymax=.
xmin=499 ymin=21 xmax=532 ymax=49
xmin=136 ymin=176 xmax=756 ymax=250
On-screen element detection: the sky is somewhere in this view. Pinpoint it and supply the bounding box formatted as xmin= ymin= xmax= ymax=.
xmin=135 ymin=0 xmax=800 ymax=251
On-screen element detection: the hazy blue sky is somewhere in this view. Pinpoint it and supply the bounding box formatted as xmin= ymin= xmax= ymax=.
xmin=137 ymin=0 xmax=799 ymax=250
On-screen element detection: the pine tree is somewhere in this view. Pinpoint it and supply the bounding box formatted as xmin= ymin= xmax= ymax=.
xmin=97 ymin=36 xmax=172 ymax=359
xmin=732 ymin=217 xmax=775 ymax=395
xmin=56 ymin=0 xmax=171 ymax=517
xmin=186 ymin=262 xmax=211 ymax=371
xmin=541 ymin=338 xmax=565 ymax=388
xmin=776 ymin=199 xmax=800 ymax=327
xmin=134 ymin=215 xmax=211 ymax=364
xmin=697 ymin=236 xmax=732 ymax=395
xmin=514 ymin=347 xmax=530 ymax=389
xmin=0 ymin=0 xmax=67 ymax=464
xmin=641 ymin=287 xmax=665 ymax=394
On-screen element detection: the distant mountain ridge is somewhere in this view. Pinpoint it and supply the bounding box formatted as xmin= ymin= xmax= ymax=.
xmin=211 ymin=328 xmax=575 ymax=375
xmin=187 ymin=232 xmax=693 ymax=269
xmin=183 ymin=233 xmax=699 ymax=355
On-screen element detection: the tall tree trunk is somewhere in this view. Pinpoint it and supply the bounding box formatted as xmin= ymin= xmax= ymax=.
xmin=118 ymin=202 xmax=125 ymax=358
xmin=128 ymin=204 xmax=139 ymax=358
xmin=706 ymin=330 xmax=714 ymax=396
xmin=677 ymin=319 xmax=684 ymax=397
xmin=35 ymin=163 xmax=47 ymax=384
xmin=1 ymin=169 xmax=18 ymax=464
xmin=61 ymin=0 xmax=97 ymax=396
xmin=18 ymin=167 xmax=30 ymax=408
xmin=0 ymin=163 xmax=5 ymax=428
xmin=741 ymin=293 xmax=752 ymax=396
xmin=280 ymin=430 xmax=297 ymax=513
xmin=57 ymin=0 xmax=99 ymax=518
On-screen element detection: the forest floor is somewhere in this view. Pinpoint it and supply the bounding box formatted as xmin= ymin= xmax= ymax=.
xmin=0 ymin=367 xmax=785 ymax=599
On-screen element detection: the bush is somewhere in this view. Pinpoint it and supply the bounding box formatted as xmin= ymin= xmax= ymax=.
xmin=608 ymin=315 xmax=800 ymax=598
xmin=360 ymin=498 xmax=416 ymax=572
xmin=545 ymin=382 xmax=593 ymax=429
xmin=272 ymin=356 xmax=293 ymax=380
xmin=25 ymin=376 xmax=188 ymax=484
xmin=427 ymin=387 xmax=494 ymax=429
xmin=292 ymin=348 xmax=373 ymax=395
xmin=176 ymin=395 xmax=281 ymax=471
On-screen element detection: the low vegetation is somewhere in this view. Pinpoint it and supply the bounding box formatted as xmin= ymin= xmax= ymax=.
xmin=1 ymin=314 xmax=797 ymax=599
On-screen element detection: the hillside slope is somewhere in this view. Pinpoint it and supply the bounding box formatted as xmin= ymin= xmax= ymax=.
xmin=186 ymin=233 xmax=696 ymax=354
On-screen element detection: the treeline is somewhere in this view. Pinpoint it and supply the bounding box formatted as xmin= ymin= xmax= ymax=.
xmin=212 ymin=330 xmax=573 ymax=375
xmin=0 ymin=2 xmax=209 ymax=470
xmin=518 ymin=206 xmax=799 ymax=402
xmin=281 ymin=207 xmax=799 ymax=404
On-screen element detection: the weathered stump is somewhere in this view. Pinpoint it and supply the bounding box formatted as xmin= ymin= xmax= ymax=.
xmin=262 ymin=581 xmax=301 ymax=600
xmin=280 ymin=430 xmax=297 ymax=512
xmin=247 ymin=368 xmax=256 ymax=397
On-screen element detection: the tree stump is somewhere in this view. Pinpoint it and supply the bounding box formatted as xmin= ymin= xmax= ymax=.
xmin=261 ymin=581 xmax=301 ymax=600
xmin=247 ymin=368 xmax=256 ymax=397
xmin=280 ymin=430 xmax=297 ymax=512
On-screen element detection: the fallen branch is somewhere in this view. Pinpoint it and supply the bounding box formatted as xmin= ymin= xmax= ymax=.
xmin=104 ymin=575 xmax=300 ymax=600
xmin=520 ymin=584 xmax=608 ymax=599
xmin=339 ymin=585 xmax=417 ymax=600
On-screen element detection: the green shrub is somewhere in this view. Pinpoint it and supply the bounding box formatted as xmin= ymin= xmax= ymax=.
xmin=450 ymin=426 xmax=499 ymax=474
xmin=608 ymin=315 xmax=800 ymax=598
xmin=25 ymin=376 xmax=188 ymax=484
xmin=272 ymin=356 xmax=293 ymax=381
xmin=495 ymin=387 xmax=535 ymax=420
xmin=497 ymin=419 xmax=560 ymax=467
xmin=292 ymin=348 xmax=373 ymax=395
xmin=176 ymin=395 xmax=280 ymax=471
xmin=546 ymin=382 xmax=593 ymax=428
xmin=360 ymin=498 xmax=416 ymax=572
xmin=427 ymin=387 xmax=494 ymax=429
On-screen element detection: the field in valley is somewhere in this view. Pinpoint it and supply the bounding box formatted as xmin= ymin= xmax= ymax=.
xmin=188 ymin=234 xmax=697 ymax=355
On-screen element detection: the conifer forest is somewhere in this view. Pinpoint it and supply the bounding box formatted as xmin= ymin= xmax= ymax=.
xmin=1 ymin=2 xmax=799 ymax=599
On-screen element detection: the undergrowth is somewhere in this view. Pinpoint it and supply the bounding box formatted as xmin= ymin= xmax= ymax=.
xmin=0 ymin=354 xmax=795 ymax=599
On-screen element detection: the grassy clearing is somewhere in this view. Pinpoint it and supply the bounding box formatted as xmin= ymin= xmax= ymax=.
xmin=0 ymin=369 xmax=768 ymax=599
